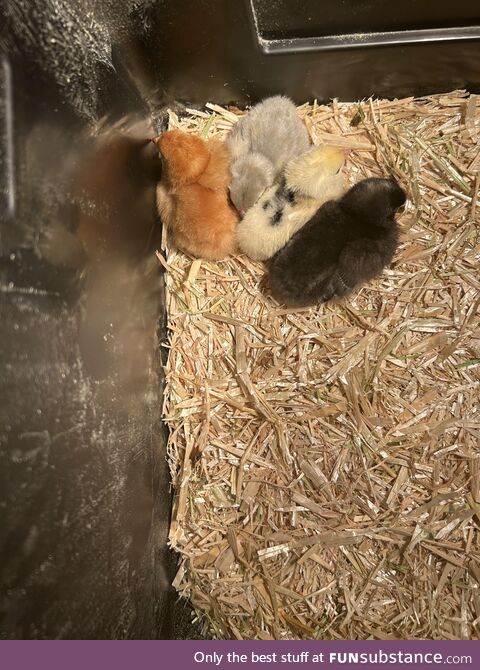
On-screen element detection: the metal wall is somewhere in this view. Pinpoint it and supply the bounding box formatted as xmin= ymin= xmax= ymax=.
xmin=0 ymin=0 xmax=479 ymax=640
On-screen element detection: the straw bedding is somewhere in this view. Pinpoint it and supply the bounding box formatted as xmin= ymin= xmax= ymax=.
xmin=160 ymin=92 xmax=480 ymax=640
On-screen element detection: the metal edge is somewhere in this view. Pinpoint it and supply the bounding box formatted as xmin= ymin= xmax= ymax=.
xmin=245 ymin=0 xmax=480 ymax=55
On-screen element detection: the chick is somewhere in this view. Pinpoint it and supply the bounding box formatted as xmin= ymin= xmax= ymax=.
xmin=227 ymin=95 xmax=311 ymax=214
xmin=153 ymin=130 xmax=239 ymax=260
xmin=268 ymin=178 xmax=406 ymax=306
xmin=236 ymin=145 xmax=345 ymax=261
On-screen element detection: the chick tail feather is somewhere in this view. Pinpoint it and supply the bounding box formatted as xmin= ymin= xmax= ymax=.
xmin=269 ymin=267 xmax=338 ymax=307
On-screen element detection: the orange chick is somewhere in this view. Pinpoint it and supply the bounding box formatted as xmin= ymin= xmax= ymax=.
xmin=153 ymin=130 xmax=239 ymax=260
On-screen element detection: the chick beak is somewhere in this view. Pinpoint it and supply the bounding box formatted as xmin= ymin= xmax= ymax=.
xmin=151 ymin=136 xmax=160 ymax=147
xmin=239 ymin=209 xmax=246 ymax=218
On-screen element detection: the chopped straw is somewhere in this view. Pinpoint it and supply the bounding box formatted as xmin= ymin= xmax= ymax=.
xmin=161 ymin=91 xmax=480 ymax=640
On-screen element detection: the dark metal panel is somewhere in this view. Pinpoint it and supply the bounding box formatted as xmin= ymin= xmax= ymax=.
xmin=133 ymin=0 xmax=480 ymax=106
xmin=0 ymin=0 xmax=479 ymax=642
xmin=0 ymin=142 xmax=171 ymax=643
xmin=251 ymin=0 xmax=480 ymax=39
xmin=0 ymin=281 xmax=167 ymax=639
xmin=0 ymin=7 xmax=176 ymax=634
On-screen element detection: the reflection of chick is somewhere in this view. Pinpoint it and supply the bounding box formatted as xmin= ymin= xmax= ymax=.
xmin=154 ymin=130 xmax=239 ymax=260
xmin=227 ymin=96 xmax=310 ymax=214
xmin=268 ymin=178 xmax=406 ymax=306
xmin=75 ymin=122 xmax=161 ymax=263
xmin=236 ymin=145 xmax=345 ymax=261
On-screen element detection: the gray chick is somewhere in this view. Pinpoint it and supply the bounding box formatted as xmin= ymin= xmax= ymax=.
xmin=227 ymin=95 xmax=311 ymax=215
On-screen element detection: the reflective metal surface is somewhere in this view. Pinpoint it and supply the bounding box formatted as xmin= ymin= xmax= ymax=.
xmin=0 ymin=0 xmax=479 ymax=640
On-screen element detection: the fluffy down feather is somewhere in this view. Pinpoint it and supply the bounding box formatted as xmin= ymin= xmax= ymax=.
xmin=153 ymin=130 xmax=239 ymax=260
xmin=236 ymin=145 xmax=345 ymax=261
xmin=227 ymin=95 xmax=311 ymax=214
xmin=268 ymin=178 xmax=406 ymax=306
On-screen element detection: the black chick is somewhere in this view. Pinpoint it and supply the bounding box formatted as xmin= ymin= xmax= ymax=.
xmin=268 ymin=178 xmax=406 ymax=306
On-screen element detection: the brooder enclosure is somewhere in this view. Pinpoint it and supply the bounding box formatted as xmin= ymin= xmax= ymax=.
xmin=161 ymin=92 xmax=480 ymax=640
xmin=2 ymin=0 xmax=480 ymax=642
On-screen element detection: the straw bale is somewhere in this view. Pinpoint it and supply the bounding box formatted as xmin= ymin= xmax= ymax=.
xmin=161 ymin=91 xmax=480 ymax=640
